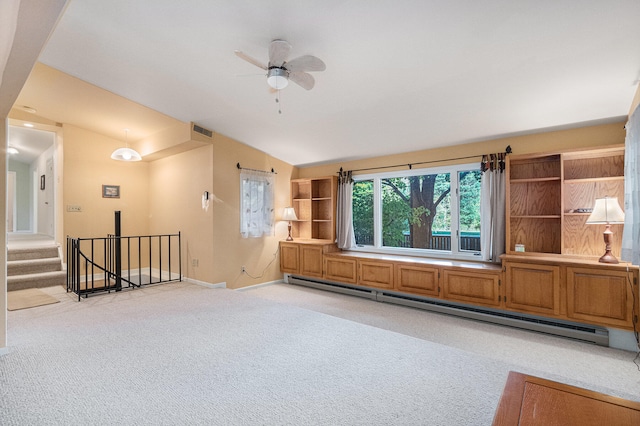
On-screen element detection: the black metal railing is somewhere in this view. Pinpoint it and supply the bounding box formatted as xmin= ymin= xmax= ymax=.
xmin=66 ymin=233 xmax=181 ymax=301
xmin=355 ymin=233 xmax=481 ymax=251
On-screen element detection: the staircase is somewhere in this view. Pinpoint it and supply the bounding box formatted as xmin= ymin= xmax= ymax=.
xmin=7 ymin=245 xmax=66 ymax=291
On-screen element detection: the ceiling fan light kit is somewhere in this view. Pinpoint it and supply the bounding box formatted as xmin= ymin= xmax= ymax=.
xmin=235 ymin=39 xmax=325 ymax=92
xmin=267 ymin=67 xmax=289 ymax=90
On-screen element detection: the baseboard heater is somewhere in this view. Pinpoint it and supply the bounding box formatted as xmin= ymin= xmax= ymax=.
xmin=288 ymin=275 xmax=609 ymax=347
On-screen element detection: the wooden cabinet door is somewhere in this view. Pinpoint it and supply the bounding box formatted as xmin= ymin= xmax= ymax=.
xmin=299 ymin=245 xmax=324 ymax=278
xmin=566 ymin=267 xmax=634 ymax=329
xmin=395 ymin=263 xmax=440 ymax=297
xmin=279 ymin=242 xmax=299 ymax=274
xmin=324 ymin=256 xmax=357 ymax=284
xmin=505 ymin=262 xmax=560 ymax=316
xmin=443 ymin=269 xmax=501 ymax=307
xmin=358 ymin=260 xmax=394 ymax=289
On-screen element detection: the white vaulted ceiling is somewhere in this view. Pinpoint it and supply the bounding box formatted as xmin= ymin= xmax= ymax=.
xmin=17 ymin=0 xmax=640 ymax=166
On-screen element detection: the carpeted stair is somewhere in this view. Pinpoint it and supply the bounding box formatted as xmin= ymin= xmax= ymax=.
xmin=7 ymin=246 xmax=66 ymax=291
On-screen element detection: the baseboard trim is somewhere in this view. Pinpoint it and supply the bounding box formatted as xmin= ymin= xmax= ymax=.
xmin=188 ymin=279 xmax=226 ymax=289
xmin=288 ymin=275 xmax=609 ymax=347
xmin=236 ymin=280 xmax=284 ymax=292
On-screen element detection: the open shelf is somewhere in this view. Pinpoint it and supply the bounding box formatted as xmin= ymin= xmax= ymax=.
xmin=506 ymin=145 xmax=625 ymax=257
xmin=290 ymin=176 xmax=337 ymax=241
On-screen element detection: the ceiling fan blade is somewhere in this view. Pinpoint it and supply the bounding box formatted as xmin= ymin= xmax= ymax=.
xmin=234 ymin=50 xmax=267 ymax=70
xmin=289 ymin=72 xmax=315 ymax=90
xmin=269 ymin=39 xmax=291 ymax=67
xmin=285 ymin=55 xmax=326 ymax=73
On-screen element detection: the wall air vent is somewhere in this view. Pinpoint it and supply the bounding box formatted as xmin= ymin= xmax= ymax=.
xmin=192 ymin=123 xmax=213 ymax=138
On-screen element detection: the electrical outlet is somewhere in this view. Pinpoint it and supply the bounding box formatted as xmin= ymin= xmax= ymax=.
xmin=241 ymin=266 xmax=246 ymax=273
xmin=67 ymin=204 xmax=82 ymax=212
xmin=192 ymin=259 xmax=199 ymax=267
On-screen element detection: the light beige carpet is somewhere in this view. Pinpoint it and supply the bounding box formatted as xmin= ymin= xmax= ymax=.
xmin=7 ymin=288 xmax=59 ymax=311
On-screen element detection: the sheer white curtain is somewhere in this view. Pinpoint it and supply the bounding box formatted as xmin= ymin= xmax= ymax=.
xmin=622 ymin=106 xmax=640 ymax=265
xmin=480 ymin=153 xmax=506 ymax=263
xmin=240 ymin=169 xmax=275 ymax=238
xmin=336 ymin=170 xmax=356 ymax=249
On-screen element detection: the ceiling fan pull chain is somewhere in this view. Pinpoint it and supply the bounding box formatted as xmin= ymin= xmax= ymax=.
xmin=276 ymin=90 xmax=282 ymax=114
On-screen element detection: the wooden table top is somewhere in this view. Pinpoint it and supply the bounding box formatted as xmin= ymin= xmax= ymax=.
xmin=492 ymin=371 xmax=640 ymax=425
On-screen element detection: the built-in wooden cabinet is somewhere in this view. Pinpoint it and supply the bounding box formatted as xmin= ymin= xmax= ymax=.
xmin=504 ymin=262 xmax=561 ymax=316
xmin=280 ymin=158 xmax=639 ymax=334
xmin=322 ymin=252 xmax=503 ymax=305
xmin=566 ymin=266 xmax=634 ymax=328
xmin=443 ymin=269 xmax=502 ymax=308
xmin=500 ymin=144 xmax=638 ymax=330
xmin=291 ymin=176 xmax=337 ymax=241
xmin=358 ymin=260 xmax=394 ymax=289
xmin=506 ymin=145 xmax=625 ymax=257
xmin=502 ymin=254 xmax=639 ymax=330
xmin=395 ymin=263 xmax=440 ymax=297
xmin=280 ymin=241 xmax=338 ymax=278
xmin=324 ymin=254 xmax=358 ymax=284
xmin=280 ymin=242 xmax=300 ymax=274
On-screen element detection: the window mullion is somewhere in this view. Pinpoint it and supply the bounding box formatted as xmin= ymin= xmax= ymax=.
xmin=373 ymin=177 xmax=382 ymax=248
xmin=450 ymin=173 xmax=460 ymax=254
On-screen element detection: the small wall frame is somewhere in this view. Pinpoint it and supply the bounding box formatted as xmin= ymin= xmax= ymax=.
xmin=102 ymin=185 xmax=120 ymax=198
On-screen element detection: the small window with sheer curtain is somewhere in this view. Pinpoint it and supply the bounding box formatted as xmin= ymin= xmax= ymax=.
xmin=240 ymin=169 xmax=274 ymax=238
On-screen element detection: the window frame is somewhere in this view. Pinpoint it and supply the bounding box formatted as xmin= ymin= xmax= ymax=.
xmin=351 ymin=162 xmax=481 ymax=260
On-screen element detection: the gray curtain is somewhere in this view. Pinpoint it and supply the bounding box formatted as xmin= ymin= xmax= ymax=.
xmin=480 ymin=153 xmax=506 ymax=262
xmin=336 ymin=170 xmax=356 ymax=249
xmin=622 ymin=106 xmax=639 ymax=265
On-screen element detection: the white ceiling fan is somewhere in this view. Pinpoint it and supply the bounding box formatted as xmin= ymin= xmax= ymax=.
xmin=235 ymin=40 xmax=326 ymax=91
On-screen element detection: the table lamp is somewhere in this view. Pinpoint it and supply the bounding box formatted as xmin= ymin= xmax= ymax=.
xmin=586 ymin=197 xmax=625 ymax=264
xmin=282 ymin=207 xmax=298 ymax=241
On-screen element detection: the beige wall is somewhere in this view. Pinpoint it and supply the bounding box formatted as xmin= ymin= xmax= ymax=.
xmin=298 ymin=121 xmax=626 ymax=178
xmin=62 ymin=124 xmax=295 ymax=289
xmin=209 ymin=133 xmax=294 ymax=288
xmin=144 ymin=132 xmax=296 ymax=289
xmin=148 ymin=144 xmax=214 ymax=283
xmin=63 ymin=124 xmax=150 ymax=240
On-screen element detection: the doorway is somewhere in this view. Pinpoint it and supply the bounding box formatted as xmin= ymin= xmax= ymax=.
xmin=7 ymin=125 xmax=56 ymax=238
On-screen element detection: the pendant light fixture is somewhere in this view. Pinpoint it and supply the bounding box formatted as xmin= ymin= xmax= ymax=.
xmin=111 ymin=128 xmax=142 ymax=161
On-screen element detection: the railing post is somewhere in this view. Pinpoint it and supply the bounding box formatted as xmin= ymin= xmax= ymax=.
xmin=115 ymin=211 xmax=122 ymax=291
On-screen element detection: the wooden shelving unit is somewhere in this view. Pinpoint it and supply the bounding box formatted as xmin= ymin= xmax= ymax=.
xmin=290 ymin=176 xmax=337 ymax=241
xmin=561 ymin=148 xmax=625 ymax=257
xmin=506 ymin=145 xmax=625 ymax=257
xmin=507 ymin=154 xmax=562 ymax=254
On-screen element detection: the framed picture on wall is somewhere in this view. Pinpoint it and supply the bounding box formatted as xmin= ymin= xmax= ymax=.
xmin=102 ymin=185 xmax=120 ymax=198
xmin=40 ymin=175 xmax=45 ymax=190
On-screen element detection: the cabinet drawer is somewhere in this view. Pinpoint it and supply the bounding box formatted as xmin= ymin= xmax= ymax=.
xmin=324 ymin=256 xmax=357 ymax=284
xmin=443 ymin=270 xmax=501 ymax=307
xmin=505 ymin=262 xmax=560 ymax=316
xmin=358 ymin=260 xmax=394 ymax=289
xmin=566 ymin=267 xmax=633 ymax=329
xmin=395 ymin=263 xmax=440 ymax=297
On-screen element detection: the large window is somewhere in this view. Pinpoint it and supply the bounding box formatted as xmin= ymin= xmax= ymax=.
xmin=352 ymin=163 xmax=481 ymax=257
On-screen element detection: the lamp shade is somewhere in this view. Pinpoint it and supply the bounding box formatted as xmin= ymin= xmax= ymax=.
xmin=586 ymin=197 xmax=625 ymax=224
xmin=111 ymin=147 xmax=142 ymax=162
xmin=282 ymin=207 xmax=298 ymax=221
